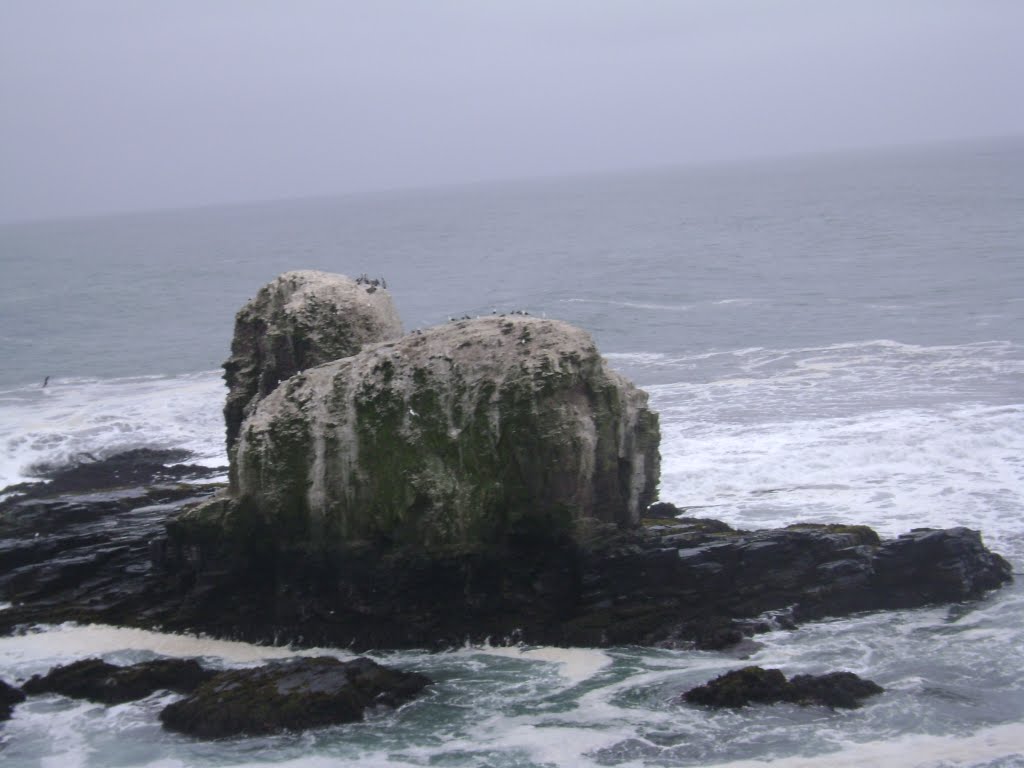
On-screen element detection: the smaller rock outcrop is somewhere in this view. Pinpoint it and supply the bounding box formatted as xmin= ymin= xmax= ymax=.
xmin=0 ymin=678 xmax=25 ymax=721
xmin=223 ymin=270 xmax=403 ymax=485
xmin=159 ymin=656 xmax=431 ymax=738
xmin=22 ymin=657 xmax=213 ymax=704
xmin=683 ymin=666 xmax=884 ymax=709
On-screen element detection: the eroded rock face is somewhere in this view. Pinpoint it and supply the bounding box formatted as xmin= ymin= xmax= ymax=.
xmin=232 ymin=316 xmax=660 ymax=554
xmin=223 ymin=270 xmax=403 ymax=483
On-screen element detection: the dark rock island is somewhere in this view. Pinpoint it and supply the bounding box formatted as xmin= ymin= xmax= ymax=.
xmin=683 ymin=666 xmax=884 ymax=710
xmin=0 ymin=269 xmax=1013 ymax=656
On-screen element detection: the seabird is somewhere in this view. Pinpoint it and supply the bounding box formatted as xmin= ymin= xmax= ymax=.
xmin=42 ymin=376 xmax=49 ymax=388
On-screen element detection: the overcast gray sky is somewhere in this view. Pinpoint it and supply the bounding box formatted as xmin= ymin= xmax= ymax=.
xmin=2 ymin=1 xmax=1022 ymax=221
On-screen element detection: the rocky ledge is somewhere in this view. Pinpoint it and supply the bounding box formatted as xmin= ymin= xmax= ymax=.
xmin=2 ymin=655 xmax=430 ymax=737
xmin=160 ymin=656 xmax=431 ymax=739
xmin=0 ymin=460 xmax=1011 ymax=651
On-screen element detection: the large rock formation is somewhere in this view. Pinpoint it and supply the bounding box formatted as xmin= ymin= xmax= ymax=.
xmin=223 ymin=271 xmax=403 ymax=485
xmin=231 ymin=315 xmax=660 ymax=554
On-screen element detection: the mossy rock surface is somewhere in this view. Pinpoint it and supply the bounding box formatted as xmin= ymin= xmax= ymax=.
xmin=234 ymin=316 xmax=660 ymax=555
xmin=159 ymin=656 xmax=431 ymax=738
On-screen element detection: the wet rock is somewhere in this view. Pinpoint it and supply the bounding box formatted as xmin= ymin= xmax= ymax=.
xmin=223 ymin=270 xmax=403 ymax=478
xmin=0 ymin=453 xmax=222 ymax=633
xmin=22 ymin=657 xmax=214 ymax=704
xmin=159 ymin=656 xmax=431 ymax=739
xmin=560 ymin=523 xmax=1011 ymax=650
xmin=0 ymin=448 xmax=224 ymax=501
xmin=683 ymin=666 xmax=883 ymax=709
xmin=789 ymin=671 xmax=886 ymax=709
xmin=0 ymin=678 xmax=26 ymax=721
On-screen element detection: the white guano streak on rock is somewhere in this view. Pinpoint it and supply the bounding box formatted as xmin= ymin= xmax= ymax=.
xmin=238 ymin=315 xmax=658 ymax=548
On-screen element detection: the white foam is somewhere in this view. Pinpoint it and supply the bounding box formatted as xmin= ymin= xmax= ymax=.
xmin=696 ymin=722 xmax=1024 ymax=768
xmin=456 ymin=643 xmax=612 ymax=685
xmin=657 ymin=401 xmax=1024 ymax=557
xmin=562 ymin=297 xmax=696 ymax=312
xmin=645 ymin=339 xmax=1024 ymax=559
xmin=0 ymin=623 xmax=353 ymax=672
xmin=0 ymin=372 xmax=227 ymax=489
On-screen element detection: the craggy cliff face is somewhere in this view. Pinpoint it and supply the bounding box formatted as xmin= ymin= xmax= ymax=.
xmin=222 ymin=270 xmax=403 ymax=485
xmin=233 ymin=315 xmax=660 ymax=554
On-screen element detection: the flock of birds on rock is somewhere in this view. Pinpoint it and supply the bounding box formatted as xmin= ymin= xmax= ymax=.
xmin=350 ymin=273 xmax=537 ymax=332
xmin=355 ymin=274 xmax=388 ymax=292
xmin=447 ymin=309 xmax=531 ymax=322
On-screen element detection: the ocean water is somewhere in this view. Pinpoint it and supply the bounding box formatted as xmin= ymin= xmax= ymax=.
xmin=1 ymin=136 xmax=1023 ymax=766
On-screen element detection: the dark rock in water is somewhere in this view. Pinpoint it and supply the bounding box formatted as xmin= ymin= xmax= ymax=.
xmin=789 ymin=671 xmax=885 ymax=709
xmin=684 ymin=666 xmax=792 ymax=708
xmin=0 ymin=448 xmax=224 ymax=501
xmin=159 ymin=656 xmax=431 ymax=739
xmin=0 ymin=678 xmax=26 ymax=721
xmin=22 ymin=657 xmax=214 ymax=705
xmin=683 ymin=666 xmax=883 ymax=709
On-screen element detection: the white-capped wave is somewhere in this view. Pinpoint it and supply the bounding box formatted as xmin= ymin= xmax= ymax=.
xmin=562 ymin=297 xmax=695 ymax=312
xmin=455 ymin=642 xmax=612 ymax=685
xmin=657 ymin=401 xmax=1024 ymax=557
xmin=693 ymin=722 xmax=1024 ymax=768
xmin=0 ymin=372 xmax=227 ymax=489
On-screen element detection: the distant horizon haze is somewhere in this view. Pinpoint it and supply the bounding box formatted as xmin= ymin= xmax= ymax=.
xmin=3 ymin=132 xmax=1021 ymax=227
xmin=2 ymin=1 xmax=1023 ymax=222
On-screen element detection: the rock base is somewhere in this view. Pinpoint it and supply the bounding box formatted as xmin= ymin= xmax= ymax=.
xmin=0 ymin=463 xmax=1013 ymax=653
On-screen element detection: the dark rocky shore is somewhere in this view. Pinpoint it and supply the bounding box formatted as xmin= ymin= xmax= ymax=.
xmin=0 ymin=451 xmax=1011 ymax=652
xmin=6 ymin=653 xmax=430 ymax=737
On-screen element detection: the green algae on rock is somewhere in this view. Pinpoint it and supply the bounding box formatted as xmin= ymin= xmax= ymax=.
xmin=232 ymin=315 xmax=660 ymax=555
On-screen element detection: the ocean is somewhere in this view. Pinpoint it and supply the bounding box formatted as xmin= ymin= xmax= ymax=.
xmin=1 ymin=136 xmax=1022 ymax=766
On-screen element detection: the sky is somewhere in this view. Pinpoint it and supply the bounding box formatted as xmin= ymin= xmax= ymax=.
xmin=2 ymin=1 xmax=1023 ymax=222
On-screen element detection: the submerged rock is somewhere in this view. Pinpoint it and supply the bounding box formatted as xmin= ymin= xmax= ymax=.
xmin=229 ymin=315 xmax=659 ymax=554
xmin=223 ymin=270 xmax=403 ymax=484
xmin=683 ymin=666 xmax=884 ymax=709
xmin=158 ymin=656 xmax=431 ymax=739
xmin=0 ymin=678 xmax=26 ymax=721
xmin=22 ymin=657 xmax=214 ymax=704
